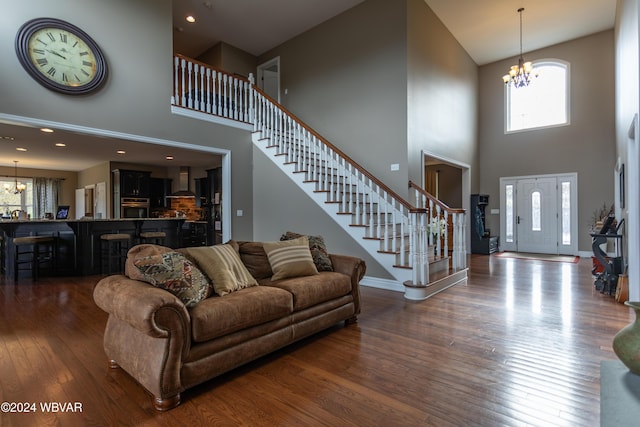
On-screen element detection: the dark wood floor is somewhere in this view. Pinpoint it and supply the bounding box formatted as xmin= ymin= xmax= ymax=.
xmin=0 ymin=255 xmax=633 ymax=426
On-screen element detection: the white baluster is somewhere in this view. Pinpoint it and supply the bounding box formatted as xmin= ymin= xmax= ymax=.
xmin=233 ymin=78 xmax=239 ymax=120
xmin=187 ymin=61 xmax=194 ymax=109
xmin=443 ymin=210 xmax=449 ymax=259
xmin=180 ymin=59 xmax=187 ymax=107
xmin=173 ymin=56 xmax=179 ymax=105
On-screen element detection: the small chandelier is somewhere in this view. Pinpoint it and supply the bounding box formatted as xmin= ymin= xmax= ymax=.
xmin=4 ymin=160 xmax=26 ymax=194
xmin=502 ymin=7 xmax=538 ymax=88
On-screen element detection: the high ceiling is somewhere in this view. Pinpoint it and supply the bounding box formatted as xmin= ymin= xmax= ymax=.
xmin=1 ymin=0 xmax=617 ymax=171
xmin=172 ymin=0 xmax=617 ymax=65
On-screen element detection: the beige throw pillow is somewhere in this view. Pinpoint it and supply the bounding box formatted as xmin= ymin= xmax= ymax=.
xmin=263 ymin=236 xmax=319 ymax=281
xmin=185 ymin=244 xmax=258 ymax=296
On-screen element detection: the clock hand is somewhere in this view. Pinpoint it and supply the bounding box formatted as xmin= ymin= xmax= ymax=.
xmin=47 ymin=49 xmax=67 ymax=60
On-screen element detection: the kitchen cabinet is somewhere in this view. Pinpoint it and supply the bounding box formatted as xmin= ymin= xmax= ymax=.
xmin=150 ymin=178 xmax=172 ymax=209
xmin=181 ymin=221 xmax=208 ymax=247
xmin=195 ymin=168 xmax=222 ymax=245
xmin=113 ymin=169 xmax=151 ymax=198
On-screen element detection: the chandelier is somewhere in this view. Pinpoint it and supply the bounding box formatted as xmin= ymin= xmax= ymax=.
xmin=4 ymin=160 xmax=26 ymax=194
xmin=502 ymin=7 xmax=538 ymax=88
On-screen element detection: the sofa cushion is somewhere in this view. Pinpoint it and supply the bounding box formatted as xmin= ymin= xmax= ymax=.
xmin=129 ymin=251 xmax=212 ymax=308
xmin=280 ymin=231 xmax=334 ymax=272
xmin=189 ymin=285 xmax=293 ymax=342
xmin=185 ymin=245 xmax=258 ymax=296
xmin=261 ymin=271 xmax=351 ymax=311
xmin=232 ymin=240 xmax=273 ymax=280
xmin=263 ymin=236 xmax=319 ymax=281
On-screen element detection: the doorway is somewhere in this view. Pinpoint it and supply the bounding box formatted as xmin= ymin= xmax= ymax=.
xmin=500 ymin=173 xmax=578 ymax=255
xmin=257 ymin=57 xmax=280 ymax=103
xmin=422 ymin=151 xmax=471 ymax=251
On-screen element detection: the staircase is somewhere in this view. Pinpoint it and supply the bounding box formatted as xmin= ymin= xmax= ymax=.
xmin=171 ymin=55 xmax=468 ymax=300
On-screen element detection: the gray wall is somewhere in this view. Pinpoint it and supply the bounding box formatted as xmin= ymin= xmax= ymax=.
xmin=615 ymin=0 xmax=639 ymax=298
xmin=478 ymin=30 xmax=616 ymax=252
xmin=0 ymin=0 xmax=254 ymax=240
xmin=407 ymin=0 xmax=478 ymax=188
xmin=258 ymin=0 xmax=409 ymax=196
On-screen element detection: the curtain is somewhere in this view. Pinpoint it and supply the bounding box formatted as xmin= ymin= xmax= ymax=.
xmin=34 ymin=177 xmax=63 ymax=219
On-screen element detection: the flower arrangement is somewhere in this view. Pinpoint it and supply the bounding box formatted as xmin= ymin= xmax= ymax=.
xmin=429 ymin=216 xmax=447 ymax=237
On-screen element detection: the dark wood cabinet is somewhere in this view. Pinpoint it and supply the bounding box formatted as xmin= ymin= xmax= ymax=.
xmin=195 ymin=168 xmax=222 ymax=245
xmin=471 ymin=194 xmax=499 ymax=254
xmin=150 ymin=178 xmax=172 ymax=209
xmin=180 ymin=221 xmax=208 ymax=247
xmin=115 ymin=169 xmax=151 ymax=198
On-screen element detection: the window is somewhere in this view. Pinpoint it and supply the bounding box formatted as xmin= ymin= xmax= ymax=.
xmin=531 ymin=191 xmax=541 ymax=231
xmin=505 ymin=184 xmax=514 ymax=243
xmin=0 ymin=178 xmax=34 ymax=218
xmin=561 ymin=181 xmax=571 ymax=245
xmin=506 ymin=60 xmax=570 ymax=132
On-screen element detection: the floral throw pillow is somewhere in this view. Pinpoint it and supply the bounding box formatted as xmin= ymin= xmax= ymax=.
xmin=132 ymin=251 xmax=212 ymax=308
xmin=280 ymin=231 xmax=334 ymax=272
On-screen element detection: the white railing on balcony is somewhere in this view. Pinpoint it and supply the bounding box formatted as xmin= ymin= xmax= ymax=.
xmin=171 ymin=54 xmax=254 ymax=124
xmin=171 ymin=55 xmax=467 ymax=286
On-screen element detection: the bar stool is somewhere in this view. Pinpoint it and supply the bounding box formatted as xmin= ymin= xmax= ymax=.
xmin=100 ymin=233 xmax=131 ymax=274
xmin=13 ymin=235 xmax=56 ymax=281
xmin=139 ymin=231 xmax=167 ymax=246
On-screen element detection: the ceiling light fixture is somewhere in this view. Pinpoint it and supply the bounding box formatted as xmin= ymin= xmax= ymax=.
xmin=502 ymin=7 xmax=538 ymax=88
xmin=185 ymin=15 xmax=196 ymax=23
xmin=40 ymin=128 xmax=54 ymax=133
xmin=4 ymin=160 xmax=26 ymax=194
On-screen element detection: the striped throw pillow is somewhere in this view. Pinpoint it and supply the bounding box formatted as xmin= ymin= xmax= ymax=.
xmin=186 ymin=244 xmax=258 ymax=296
xmin=263 ymin=236 xmax=319 ymax=281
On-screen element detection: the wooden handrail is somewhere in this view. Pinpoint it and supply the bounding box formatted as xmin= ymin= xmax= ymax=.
xmin=408 ymin=180 xmax=465 ymax=214
xmin=253 ymin=85 xmax=418 ymax=212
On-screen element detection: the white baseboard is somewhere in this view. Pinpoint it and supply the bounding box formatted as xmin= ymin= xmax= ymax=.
xmin=360 ymin=276 xmax=404 ymax=293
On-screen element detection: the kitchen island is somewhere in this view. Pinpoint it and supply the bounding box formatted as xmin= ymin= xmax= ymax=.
xmin=0 ymin=218 xmax=185 ymax=278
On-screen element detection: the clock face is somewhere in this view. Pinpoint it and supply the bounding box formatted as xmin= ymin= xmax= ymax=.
xmin=16 ymin=18 xmax=107 ymax=95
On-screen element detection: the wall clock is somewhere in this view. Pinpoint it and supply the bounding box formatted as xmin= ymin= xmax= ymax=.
xmin=15 ymin=18 xmax=108 ymax=95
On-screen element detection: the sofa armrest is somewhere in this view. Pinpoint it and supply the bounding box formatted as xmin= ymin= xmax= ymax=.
xmin=329 ymin=254 xmax=366 ymax=316
xmin=93 ymin=274 xmax=191 ymax=340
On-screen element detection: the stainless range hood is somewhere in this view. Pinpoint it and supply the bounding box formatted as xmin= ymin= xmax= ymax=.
xmin=167 ymin=166 xmax=196 ymax=198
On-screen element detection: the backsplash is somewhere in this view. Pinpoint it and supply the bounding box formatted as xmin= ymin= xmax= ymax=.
xmin=156 ymin=197 xmax=203 ymax=220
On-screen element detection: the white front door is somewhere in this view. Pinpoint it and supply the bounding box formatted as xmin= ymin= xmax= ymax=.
xmin=500 ymin=173 xmax=578 ymax=255
xmin=517 ymin=177 xmax=557 ymax=254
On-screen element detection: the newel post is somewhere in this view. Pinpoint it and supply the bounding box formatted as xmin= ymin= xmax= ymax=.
xmin=404 ymin=208 xmax=430 ymax=300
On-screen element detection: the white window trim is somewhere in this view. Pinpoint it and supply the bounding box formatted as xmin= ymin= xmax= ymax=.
xmin=504 ymin=58 xmax=571 ymax=134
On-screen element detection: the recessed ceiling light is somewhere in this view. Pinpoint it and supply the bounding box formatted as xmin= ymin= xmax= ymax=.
xmin=116 ymin=150 xmax=126 ymax=154
xmin=165 ymin=155 xmax=174 ymax=160
xmin=186 ymin=15 xmax=196 ymax=23
xmin=55 ymin=143 xmax=66 ymax=147
xmin=40 ymin=128 xmax=54 ymax=133
xmin=1 ymin=136 xmax=15 ymax=141
xmin=16 ymin=147 xmax=27 ymax=151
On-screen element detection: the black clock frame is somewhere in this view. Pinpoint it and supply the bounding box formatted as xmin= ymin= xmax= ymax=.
xmin=15 ymin=17 xmax=108 ymax=95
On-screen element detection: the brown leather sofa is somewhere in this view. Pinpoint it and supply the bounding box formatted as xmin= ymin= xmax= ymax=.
xmin=93 ymin=241 xmax=365 ymax=411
